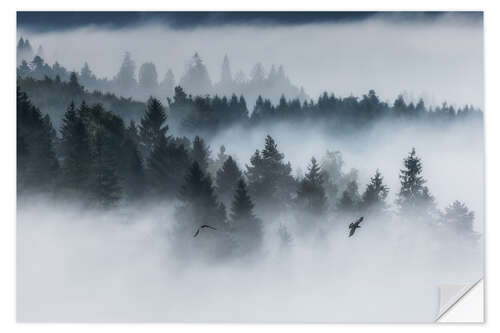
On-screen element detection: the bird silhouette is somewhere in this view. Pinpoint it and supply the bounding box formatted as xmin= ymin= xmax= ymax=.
xmin=348 ymin=217 xmax=364 ymax=237
xmin=193 ymin=224 xmax=217 ymax=237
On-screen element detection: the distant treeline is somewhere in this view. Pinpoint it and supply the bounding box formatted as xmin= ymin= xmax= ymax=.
xmin=18 ymin=74 xmax=482 ymax=137
xmin=17 ymin=39 xmax=308 ymax=105
xmin=17 ymin=88 xmax=479 ymax=258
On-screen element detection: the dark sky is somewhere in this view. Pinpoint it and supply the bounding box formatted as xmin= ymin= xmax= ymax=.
xmin=17 ymin=11 xmax=482 ymax=32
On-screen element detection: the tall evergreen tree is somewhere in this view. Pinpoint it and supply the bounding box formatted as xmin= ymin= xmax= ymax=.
xmin=60 ymin=102 xmax=92 ymax=195
xmin=246 ymin=135 xmax=296 ymax=212
xmin=361 ymin=169 xmax=389 ymax=214
xmin=147 ymin=135 xmax=191 ymax=196
xmin=177 ymin=161 xmax=226 ymax=230
xmin=139 ymin=97 xmax=168 ymax=160
xmin=296 ymin=157 xmax=327 ymax=215
xmin=179 ymin=52 xmax=212 ymax=95
xmin=17 ymin=87 xmax=59 ymax=193
xmin=215 ymin=156 xmax=243 ymax=207
xmin=191 ymin=136 xmax=211 ymax=172
xmin=115 ymin=51 xmax=136 ymax=92
xmin=210 ymin=145 xmax=228 ymax=175
xmin=120 ymin=131 xmax=145 ymax=200
xmin=230 ymin=179 xmax=263 ymax=253
xmin=442 ymin=201 xmax=475 ymax=234
xmin=138 ymin=62 xmax=159 ymax=91
xmin=338 ymin=180 xmax=361 ymax=212
xmin=90 ymin=129 xmax=122 ymax=207
xmin=396 ymin=148 xmax=435 ymax=216
xmin=219 ymin=54 xmax=232 ymax=93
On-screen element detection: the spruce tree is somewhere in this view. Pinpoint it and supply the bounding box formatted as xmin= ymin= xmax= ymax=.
xmin=148 ymin=135 xmax=191 ymax=197
xmin=361 ymin=169 xmax=389 ymax=214
xmin=216 ymin=156 xmax=243 ymax=207
xmin=191 ymin=136 xmax=211 ymax=172
xmin=90 ymin=129 xmax=121 ymax=207
xmin=210 ymin=145 xmax=228 ymax=175
xmin=17 ymin=88 xmax=59 ymax=193
xmin=338 ymin=180 xmax=361 ymax=212
xmin=296 ymin=157 xmax=327 ymax=215
xmin=396 ymin=148 xmax=435 ymax=216
xmin=246 ymin=135 xmax=296 ymax=213
xmin=230 ymin=179 xmax=262 ymax=253
xmin=139 ymin=97 xmax=168 ymax=160
xmin=60 ymin=102 xmax=92 ymax=195
xmin=120 ymin=133 xmax=145 ymax=200
xmin=442 ymin=201 xmax=475 ymax=234
xmin=177 ymin=161 xmax=226 ymax=229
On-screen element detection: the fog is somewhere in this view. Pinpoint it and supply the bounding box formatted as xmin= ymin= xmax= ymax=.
xmin=18 ymin=14 xmax=483 ymax=108
xmin=17 ymin=117 xmax=484 ymax=322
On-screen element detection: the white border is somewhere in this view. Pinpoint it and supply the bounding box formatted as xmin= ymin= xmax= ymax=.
xmin=2 ymin=1 xmax=498 ymax=332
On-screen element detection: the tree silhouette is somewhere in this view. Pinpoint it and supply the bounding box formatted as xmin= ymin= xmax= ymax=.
xmin=115 ymin=52 xmax=136 ymax=93
xmin=90 ymin=129 xmax=122 ymax=207
xmin=230 ymin=179 xmax=263 ymax=254
xmin=139 ymin=97 xmax=168 ymax=160
xmin=442 ymin=201 xmax=475 ymax=233
xmin=216 ymin=156 xmax=243 ymax=207
xmin=246 ymin=135 xmax=296 ymax=213
xmin=177 ymin=161 xmax=227 ymax=230
xmin=17 ymin=87 xmax=59 ymax=193
xmin=361 ymin=169 xmax=389 ymax=214
xmin=338 ymin=180 xmax=361 ymax=212
xmin=396 ymin=148 xmax=435 ymax=217
xmin=60 ymin=102 xmax=92 ymax=195
xmin=138 ymin=62 xmax=159 ymax=91
xmin=191 ymin=136 xmax=211 ymax=172
xmin=296 ymin=157 xmax=327 ymax=215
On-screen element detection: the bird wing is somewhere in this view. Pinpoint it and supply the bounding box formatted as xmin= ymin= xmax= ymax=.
xmin=201 ymin=225 xmax=217 ymax=230
xmin=193 ymin=229 xmax=200 ymax=237
xmin=348 ymin=227 xmax=356 ymax=237
xmin=354 ymin=217 xmax=364 ymax=227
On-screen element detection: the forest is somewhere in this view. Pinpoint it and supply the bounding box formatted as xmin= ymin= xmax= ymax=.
xmin=17 ymin=83 xmax=480 ymax=259
xmin=16 ymin=15 xmax=484 ymax=322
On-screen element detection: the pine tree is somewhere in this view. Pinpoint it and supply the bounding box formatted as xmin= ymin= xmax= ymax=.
xmin=115 ymin=51 xmax=136 ymax=92
xmin=442 ymin=201 xmax=475 ymax=234
xmin=60 ymin=102 xmax=92 ymax=195
xmin=396 ymin=148 xmax=435 ymax=216
xmin=160 ymin=69 xmax=176 ymax=97
xmin=338 ymin=180 xmax=361 ymax=212
xmin=361 ymin=169 xmax=389 ymax=214
xmin=179 ymin=52 xmax=212 ymax=95
xmin=296 ymin=157 xmax=327 ymax=215
xmin=68 ymin=71 xmax=83 ymax=95
xmin=138 ymin=62 xmax=159 ymax=91
xmin=147 ymin=135 xmax=190 ymax=197
xmin=246 ymin=135 xmax=296 ymax=212
xmin=139 ymin=97 xmax=168 ymax=160
xmin=178 ymin=162 xmax=226 ymax=229
xmin=220 ymin=54 xmax=232 ymax=91
xmin=230 ymin=179 xmax=262 ymax=253
xmin=216 ymin=156 xmax=243 ymax=207
xmin=191 ymin=136 xmax=211 ymax=172
xmin=90 ymin=129 xmax=121 ymax=207
xmin=120 ymin=131 xmax=145 ymax=200
xmin=210 ymin=145 xmax=228 ymax=175
xmin=17 ymin=88 xmax=59 ymax=193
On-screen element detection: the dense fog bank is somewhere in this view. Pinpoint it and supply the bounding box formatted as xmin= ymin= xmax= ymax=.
xmin=17 ymin=196 xmax=482 ymax=322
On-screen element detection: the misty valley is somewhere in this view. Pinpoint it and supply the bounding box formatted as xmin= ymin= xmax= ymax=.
xmin=16 ymin=16 xmax=484 ymax=322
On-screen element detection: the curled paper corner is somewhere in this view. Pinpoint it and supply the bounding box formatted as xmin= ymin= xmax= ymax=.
xmin=436 ymin=279 xmax=484 ymax=322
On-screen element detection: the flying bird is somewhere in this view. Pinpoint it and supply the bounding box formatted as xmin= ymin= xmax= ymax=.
xmin=193 ymin=224 xmax=217 ymax=237
xmin=348 ymin=217 xmax=364 ymax=237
